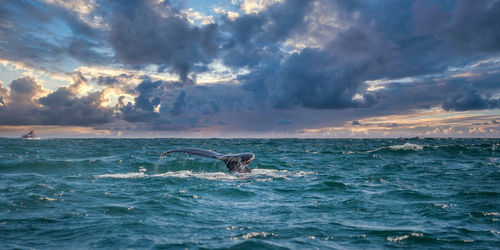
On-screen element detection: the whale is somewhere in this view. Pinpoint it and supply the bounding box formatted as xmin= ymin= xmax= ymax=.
xmin=161 ymin=148 xmax=255 ymax=173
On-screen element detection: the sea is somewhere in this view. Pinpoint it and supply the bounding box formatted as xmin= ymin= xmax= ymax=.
xmin=0 ymin=138 xmax=499 ymax=249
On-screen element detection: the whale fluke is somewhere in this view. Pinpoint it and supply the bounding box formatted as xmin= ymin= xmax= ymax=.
xmin=161 ymin=147 xmax=255 ymax=173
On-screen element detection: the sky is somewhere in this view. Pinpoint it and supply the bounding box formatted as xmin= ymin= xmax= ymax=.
xmin=0 ymin=0 xmax=499 ymax=138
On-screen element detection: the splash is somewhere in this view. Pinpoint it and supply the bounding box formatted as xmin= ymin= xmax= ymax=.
xmin=154 ymin=155 xmax=167 ymax=174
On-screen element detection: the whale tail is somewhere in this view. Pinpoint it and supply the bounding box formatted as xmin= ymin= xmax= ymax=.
xmin=162 ymin=148 xmax=255 ymax=173
xmin=219 ymin=154 xmax=254 ymax=173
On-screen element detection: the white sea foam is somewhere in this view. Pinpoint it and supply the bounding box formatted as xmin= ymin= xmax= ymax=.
xmin=389 ymin=142 xmax=423 ymax=151
xmin=483 ymin=212 xmax=500 ymax=216
xmin=94 ymin=169 xmax=315 ymax=180
xmin=154 ymin=169 xmax=309 ymax=180
xmin=94 ymin=172 xmax=146 ymax=178
xmin=434 ymin=203 xmax=456 ymax=209
xmin=294 ymin=171 xmax=316 ymax=176
xmin=387 ymin=234 xmax=409 ymax=242
xmin=241 ymin=232 xmax=277 ymax=239
xmin=39 ymin=196 xmax=56 ymax=201
xmin=387 ymin=232 xmax=422 ymax=242
xmin=153 ymin=171 xmax=239 ymax=180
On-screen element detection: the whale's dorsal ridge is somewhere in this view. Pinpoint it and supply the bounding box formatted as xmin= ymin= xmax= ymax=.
xmin=162 ymin=147 xmax=255 ymax=173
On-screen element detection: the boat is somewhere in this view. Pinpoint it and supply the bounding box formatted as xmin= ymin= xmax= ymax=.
xmin=21 ymin=130 xmax=38 ymax=139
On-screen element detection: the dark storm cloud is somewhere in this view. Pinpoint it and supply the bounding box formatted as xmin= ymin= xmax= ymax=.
xmin=114 ymin=76 xmax=260 ymax=130
xmin=233 ymin=3 xmax=391 ymax=110
xmin=442 ymin=88 xmax=500 ymax=111
xmin=1 ymin=0 xmax=219 ymax=77
xmin=0 ymin=0 xmax=500 ymax=133
xmin=413 ymin=0 xmax=500 ymax=54
xmin=0 ymin=0 xmax=108 ymax=68
xmin=5 ymin=76 xmax=46 ymax=116
xmin=320 ymin=0 xmax=453 ymax=81
xmin=170 ymin=91 xmax=187 ymax=116
xmin=87 ymin=0 xmax=500 ymax=129
xmin=352 ymin=121 xmax=361 ymax=126
xmin=96 ymin=76 xmax=119 ymax=86
xmin=115 ymin=73 xmax=241 ymax=125
xmin=276 ymin=119 xmax=293 ymax=125
xmin=0 ymin=77 xmax=46 ymax=125
xmin=94 ymin=74 xmax=137 ymax=98
xmin=0 ymin=76 xmax=114 ymax=126
xmin=67 ymin=38 xmax=111 ymax=65
xmin=117 ymin=76 xmax=191 ymax=123
xmin=258 ymin=0 xmax=500 ymax=113
xmin=232 ymin=0 xmax=312 ymax=44
xmin=258 ymin=47 xmax=377 ymax=109
xmin=360 ymin=69 xmax=500 ymax=119
xmin=222 ymin=1 xmax=396 ymax=110
xmin=0 ymin=82 xmax=6 ymax=107
xmin=119 ymin=78 xmax=164 ymax=123
xmin=106 ymin=0 xmax=218 ymax=82
xmin=221 ymin=0 xmax=313 ymax=68
xmin=38 ymin=88 xmax=114 ymax=125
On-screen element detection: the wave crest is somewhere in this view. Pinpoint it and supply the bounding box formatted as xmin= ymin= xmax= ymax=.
xmin=94 ymin=172 xmax=146 ymax=178
xmin=389 ymin=143 xmax=423 ymax=151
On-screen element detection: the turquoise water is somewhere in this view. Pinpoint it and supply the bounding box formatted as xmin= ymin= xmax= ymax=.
xmin=1 ymin=138 xmax=499 ymax=249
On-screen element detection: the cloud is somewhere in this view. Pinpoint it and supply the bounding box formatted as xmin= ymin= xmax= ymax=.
xmin=0 ymin=81 xmax=6 ymax=107
xmin=38 ymin=88 xmax=114 ymax=125
xmin=106 ymin=0 xmax=218 ymax=82
xmin=276 ymin=119 xmax=292 ymax=125
xmin=0 ymin=0 xmax=107 ymax=69
xmin=239 ymin=0 xmax=284 ymax=14
xmin=170 ymin=91 xmax=187 ymax=116
xmin=119 ymin=78 xmax=164 ymax=123
xmin=220 ymin=0 xmax=313 ymax=68
xmin=0 ymin=0 xmax=500 ymax=136
xmin=67 ymin=38 xmax=111 ymax=65
xmin=413 ymin=0 xmax=500 ymax=54
xmin=442 ymin=88 xmax=500 ymax=111
xmin=0 ymin=76 xmax=47 ymax=125
xmin=0 ymin=75 xmax=113 ymax=126
xmin=239 ymin=46 xmax=378 ymax=109
xmin=112 ymin=73 xmax=262 ymax=130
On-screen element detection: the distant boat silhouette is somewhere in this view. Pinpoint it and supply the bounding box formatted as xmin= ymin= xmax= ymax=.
xmin=21 ymin=130 xmax=38 ymax=139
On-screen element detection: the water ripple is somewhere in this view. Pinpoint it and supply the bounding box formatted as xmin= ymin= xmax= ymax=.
xmin=1 ymin=138 xmax=499 ymax=248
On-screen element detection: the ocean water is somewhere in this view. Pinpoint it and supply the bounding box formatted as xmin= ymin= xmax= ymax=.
xmin=1 ymin=138 xmax=499 ymax=249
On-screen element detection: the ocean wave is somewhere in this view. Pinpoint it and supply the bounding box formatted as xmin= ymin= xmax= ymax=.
xmin=94 ymin=172 xmax=146 ymax=178
xmin=387 ymin=232 xmax=423 ymax=242
xmin=240 ymin=231 xmax=277 ymax=240
xmin=367 ymin=142 xmax=425 ymax=153
xmin=483 ymin=212 xmax=500 ymax=216
xmin=434 ymin=203 xmax=456 ymax=210
xmin=39 ymin=196 xmax=56 ymax=201
xmin=388 ymin=143 xmax=423 ymax=151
